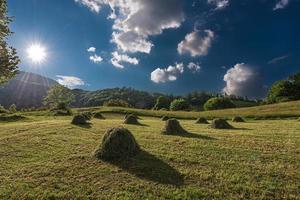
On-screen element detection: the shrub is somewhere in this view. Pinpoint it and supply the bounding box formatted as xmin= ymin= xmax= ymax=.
xmin=93 ymin=112 xmax=105 ymax=119
xmin=124 ymin=114 xmax=139 ymax=125
xmin=103 ymin=99 xmax=130 ymax=107
xmin=211 ymin=118 xmax=233 ymax=129
xmin=203 ymin=97 xmax=236 ymax=111
xmin=170 ymin=99 xmax=189 ymax=111
xmin=161 ymin=119 xmax=187 ymax=135
xmin=71 ymin=114 xmax=88 ymax=125
xmin=195 ymin=117 xmax=209 ymax=124
xmin=0 ymin=105 xmax=9 ymax=114
xmin=232 ymin=116 xmax=245 ymax=122
xmin=94 ymin=127 xmax=140 ymax=161
xmin=153 ymin=96 xmax=170 ymax=110
xmin=9 ymin=104 xmax=17 ymax=113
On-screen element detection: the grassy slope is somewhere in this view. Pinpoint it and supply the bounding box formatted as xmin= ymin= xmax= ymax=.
xmin=82 ymin=100 xmax=300 ymax=119
xmin=0 ymin=113 xmax=299 ymax=199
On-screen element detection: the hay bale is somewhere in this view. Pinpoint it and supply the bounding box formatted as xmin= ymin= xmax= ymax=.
xmin=195 ymin=117 xmax=209 ymax=124
xmin=232 ymin=116 xmax=245 ymax=122
xmin=124 ymin=114 xmax=139 ymax=124
xmin=81 ymin=112 xmax=93 ymax=120
xmin=94 ymin=127 xmax=140 ymax=161
xmin=161 ymin=116 xmax=169 ymax=121
xmin=71 ymin=114 xmax=88 ymax=125
xmin=161 ymin=119 xmax=187 ymax=135
xmin=93 ymin=112 xmax=105 ymax=119
xmin=0 ymin=114 xmax=25 ymax=122
xmin=211 ymin=118 xmax=233 ymax=129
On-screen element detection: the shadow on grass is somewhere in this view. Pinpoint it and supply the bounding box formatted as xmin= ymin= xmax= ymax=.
xmin=124 ymin=122 xmax=149 ymax=127
xmin=107 ymin=150 xmax=184 ymax=186
xmin=182 ymin=132 xmax=217 ymax=140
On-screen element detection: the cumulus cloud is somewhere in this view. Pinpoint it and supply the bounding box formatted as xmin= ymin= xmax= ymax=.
xmin=110 ymin=51 xmax=139 ymax=69
xmin=56 ymin=75 xmax=85 ymax=88
xmin=75 ymin=0 xmax=185 ymax=54
xmin=178 ymin=30 xmax=214 ymax=57
xmin=87 ymin=47 xmax=96 ymax=52
xmin=208 ymin=0 xmax=229 ymax=10
xmin=89 ymin=54 xmax=103 ymax=63
xmin=187 ymin=62 xmax=201 ymax=73
xmin=273 ymin=0 xmax=289 ymax=10
xmin=151 ymin=63 xmax=184 ymax=83
xmin=223 ymin=63 xmax=265 ymax=98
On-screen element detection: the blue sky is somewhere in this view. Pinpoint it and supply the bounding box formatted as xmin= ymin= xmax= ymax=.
xmin=7 ymin=0 xmax=300 ymax=98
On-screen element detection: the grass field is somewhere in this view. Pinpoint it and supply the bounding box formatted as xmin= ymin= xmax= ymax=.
xmin=0 ymin=112 xmax=299 ymax=199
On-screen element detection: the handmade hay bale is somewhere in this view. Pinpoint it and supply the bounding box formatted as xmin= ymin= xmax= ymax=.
xmin=124 ymin=114 xmax=139 ymax=124
xmin=93 ymin=112 xmax=105 ymax=119
xmin=195 ymin=117 xmax=209 ymax=124
xmin=161 ymin=116 xmax=169 ymax=121
xmin=161 ymin=119 xmax=187 ymax=135
xmin=71 ymin=114 xmax=88 ymax=125
xmin=232 ymin=116 xmax=245 ymax=122
xmin=53 ymin=109 xmax=72 ymax=116
xmin=81 ymin=112 xmax=93 ymax=120
xmin=94 ymin=127 xmax=140 ymax=161
xmin=211 ymin=118 xmax=233 ymax=129
xmin=0 ymin=114 xmax=25 ymax=122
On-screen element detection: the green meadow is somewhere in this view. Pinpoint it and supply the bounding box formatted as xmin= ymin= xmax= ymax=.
xmin=0 ymin=102 xmax=300 ymax=199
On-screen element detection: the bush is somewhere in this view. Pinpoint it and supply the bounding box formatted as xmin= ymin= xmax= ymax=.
xmin=9 ymin=104 xmax=17 ymax=113
xmin=203 ymin=97 xmax=236 ymax=111
xmin=232 ymin=116 xmax=245 ymax=122
xmin=103 ymin=99 xmax=130 ymax=107
xmin=161 ymin=119 xmax=187 ymax=135
xmin=211 ymin=119 xmax=233 ymax=129
xmin=94 ymin=127 xmax=140 ymax=161
xmin=170 ymin=99 xmax=189 ymax=111
xmin=153 ymin=96 xmax=170 ymax=110
xmin=0 ymin=105 xmax=9 ymax=114
xmin=71 ymin=114 xmax=88 ymax=125
xmin=195 ymin=117 xmax=209 ymax=124
xmin=124 ymin=114 xmax=139 ymax=125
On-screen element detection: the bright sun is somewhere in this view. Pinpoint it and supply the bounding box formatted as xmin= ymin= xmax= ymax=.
xmin=26 ymin=43 xmax=47 ymax=64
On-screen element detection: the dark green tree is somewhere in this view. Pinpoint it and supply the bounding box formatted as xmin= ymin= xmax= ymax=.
xmin=0 ymin=0 xmax=19 ymax=84
xmin=153 ymin=96 xmax=171 ymax=110
xmin=43 ymin=85 xmax=75 ymax=109
xmin=203 ymin=97 xmax=236 ymax=111
xmin=266 ymin=80 xmax=297 ymax=103
xmin=170 ymin=99 xmax=189 ymax=111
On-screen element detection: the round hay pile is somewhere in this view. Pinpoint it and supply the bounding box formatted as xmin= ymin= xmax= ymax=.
xmin=232 ymin=116 xmax=245 ymax=122
xmin=93 ymin=112 xmax=105 ymax=119
xmin=161 ymin=119 xmax=187 ymax=135
xmin=161 ymin=116 xmax=169 ymax=121
xmin=82 ymin=112 xmax=93 ymax=120
xmin=71 ymin=114 xmax=88 ymax=125
xmin=94 ymin=127 xmax=140 ymax=161
xmin=211 ymin=118 xmax=233 ymax=129
xmin=124 ymin=114 xmax=139 ymax=124
xmin=195 ymin=117 xmax=209 ymax=124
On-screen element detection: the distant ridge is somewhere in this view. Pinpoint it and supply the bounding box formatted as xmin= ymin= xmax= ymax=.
xmin=0 ymin=71 xmax=57 ymax=108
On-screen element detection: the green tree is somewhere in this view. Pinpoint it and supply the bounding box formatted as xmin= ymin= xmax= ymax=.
xmin=203 ymin=97 xmax=236 ymax=111
xmin=153 ymin=96 xmax=170 ymax=110
xmin=170 ymin=99 xmax=189 ymax=111
xmin=43 ymin=85 xmax=75 ymax=109
xmin=0 ymin=0 xmax=20 ymax=84
xmin=266 ymin=80 xmax=296 ymax=103
xmin=9 ymin=104 xmax=17 ymax=113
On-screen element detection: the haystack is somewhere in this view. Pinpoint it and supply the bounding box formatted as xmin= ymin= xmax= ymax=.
xmin=211 ymin=118 xmax=233 ymax=129
xmin=161 ymin=116 xmax=169 ymax=121
xmin=232 ymin=116 xmax=245 ymax=122
xmin=94 ymin=127 xmax=140 ymax=161
xmin=161 ymin=119 xmax=187 ymax=135
xmin=195 ymin=117 xmax=209 ymax=124
xmin=93 ymin=112 xmax=105 ymax=119
xmin=71 ymin=114 xmax=88 ymax=125
xmin=124 ymin=114 xmax=139 ymax=124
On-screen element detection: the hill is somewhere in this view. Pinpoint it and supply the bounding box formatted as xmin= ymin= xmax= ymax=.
xmin=0 ymin=71 xmax=57 ymax=108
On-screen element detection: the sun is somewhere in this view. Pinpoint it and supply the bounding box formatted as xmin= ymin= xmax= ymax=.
xmin=26 ymin=43 xmax=47 ymax=64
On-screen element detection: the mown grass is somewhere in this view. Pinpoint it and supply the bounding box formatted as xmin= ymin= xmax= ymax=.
xmin=0 ymin=113 xmax=299 ymax=199
xmin=79 ymin=100 xmax=300 ymax=120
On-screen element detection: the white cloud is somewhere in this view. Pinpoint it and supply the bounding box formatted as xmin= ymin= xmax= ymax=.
xmin=187 ymin=62 xmax=201 ymax=73
xmin=208 ymin=0 xmax=229 ymax=10
xmin=151 ymin=63 xmax=184 ymax=83
xmin=89 ymin=54 xmax=103 ymax=63
xmin=178 ymin=30 xmax=214 ymax=57
xmin=75 ymin=0 xmax=185 ymax=54
xmin=110 ymin=51 xmax=139 ymax=69
xmin=223 ymin=63 xmax=265 ymax=98
xmin=56 ymin=75 xmax=85 ymax=88
xmin=273 ymin=0 xmax=289 ymax=10
xmin=268 ymin=55 xmax=289 ymax=64
xmin=87 ymin=47 xmax=96 ymax=52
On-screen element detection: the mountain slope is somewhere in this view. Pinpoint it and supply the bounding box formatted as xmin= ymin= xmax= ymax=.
xmin=0 ymin=71 xmax=57 ymax=108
